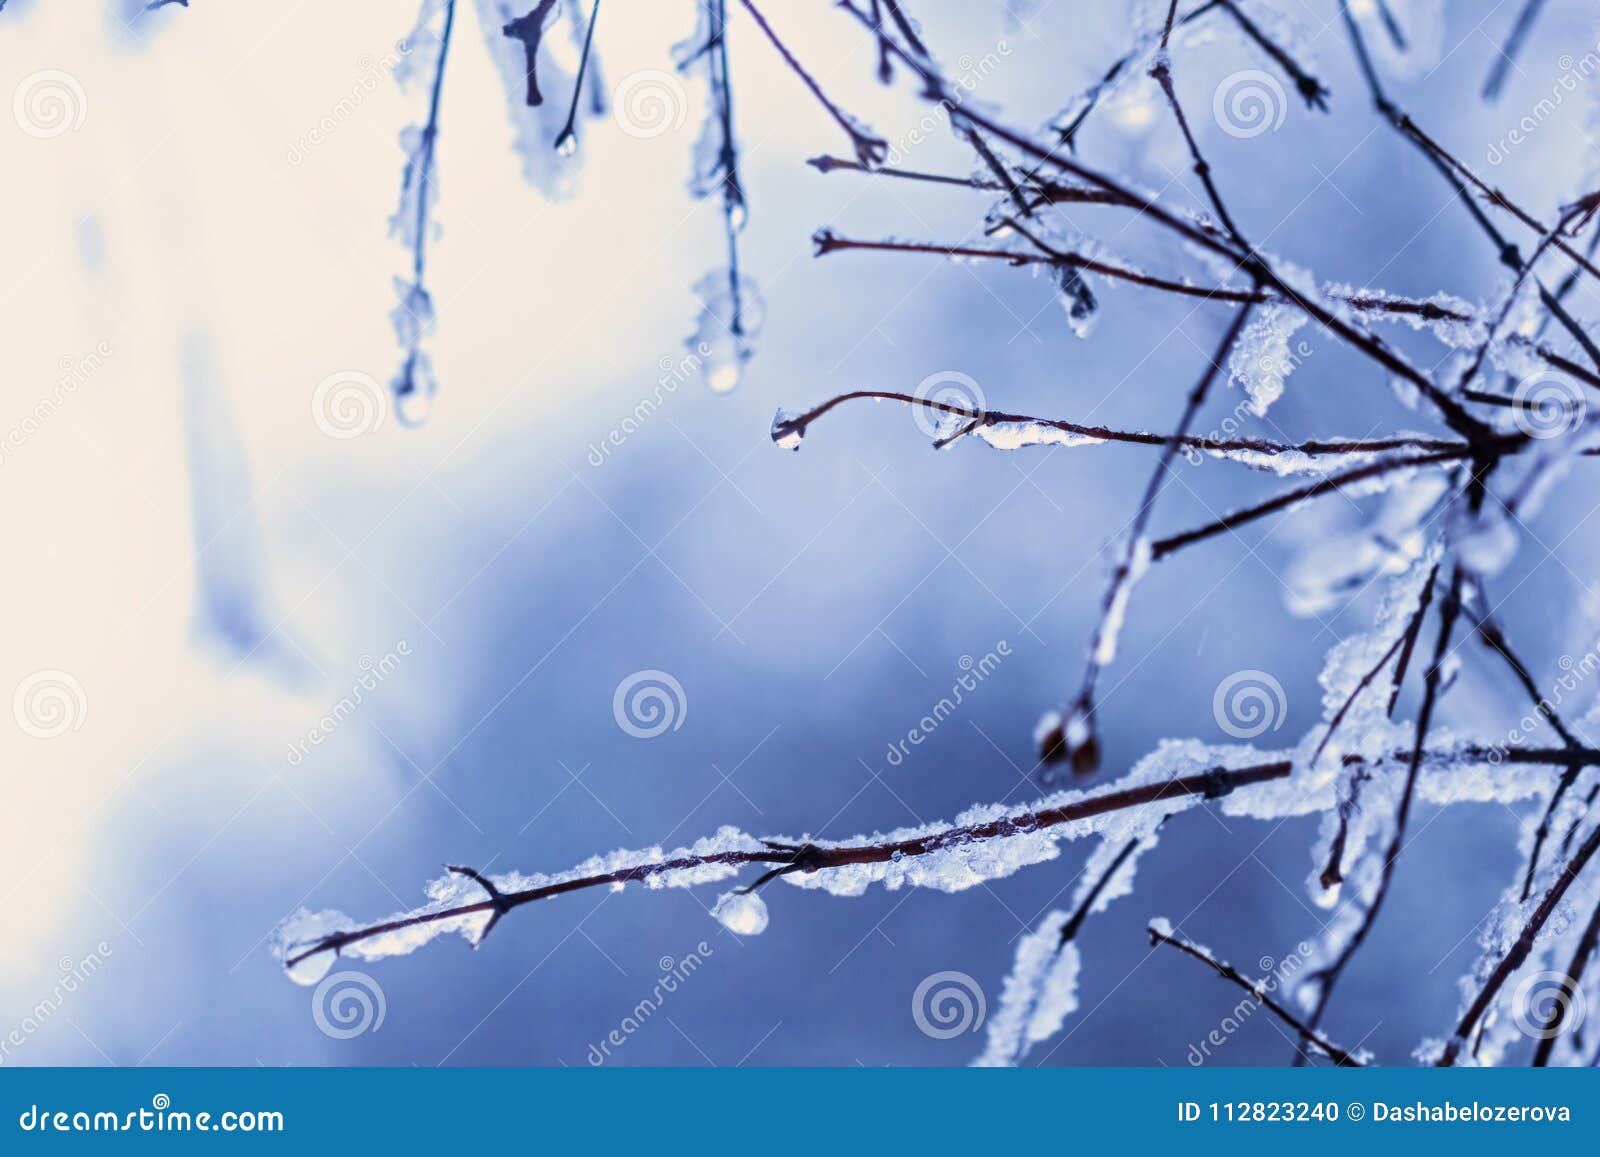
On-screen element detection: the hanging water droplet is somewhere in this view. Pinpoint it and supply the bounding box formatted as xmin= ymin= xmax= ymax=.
xmin=708 ymin=359 xmax=741 ymax=395
xmin=711 ymin=889 xmax=769 ymax=935
xmin=284 ymin=949 xmax=335 ymax=987
xmin=391 ymin=351 xmax=438 ymax=427
xmin=554 ymin=128 xmax=578 ymax=157
xmin=771 ymin=408 xmax=805 ymax=451
xmin=396 ymin=388 xmax=434 ymax=427
xmin=728 ymin=200 xmax=748 ymax=231
xmin=1057 ymin=267 xmax=1100 ymax=340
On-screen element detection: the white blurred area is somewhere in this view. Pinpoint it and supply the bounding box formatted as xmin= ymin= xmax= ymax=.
xmin=0 ymin=3 xmax=789 ymax=973
xmin=0 ymin=0 xmax=973 ymax=1060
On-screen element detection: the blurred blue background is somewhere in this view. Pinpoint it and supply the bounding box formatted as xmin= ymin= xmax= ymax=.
xmin=1 ymin=0 xmax=1598 ymax=1066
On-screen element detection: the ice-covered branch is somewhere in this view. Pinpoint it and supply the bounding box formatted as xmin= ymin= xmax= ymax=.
xmin=838 ymin=2 xmax=1488 ymax=442
xmin=677 ymin=0 xmax=762 ymax=391
xmin=1530 ymin=894 xmax=1600 ymax=1065
xmin=1439 ymin=817 xmax=1600 ymax=1065
xmin=1298 ymin=567 xmax=1463 ymax=1056
xmin=386 ymin=0 xmax=458 ymax=425
xmin=1340 ymin=0 xmax=1600 ymax=322
xmin=279 ymin=739 xmax=1600 ymax=982
xmin=769 ymin=388 xmax=1470 ymax=467
xmin=809 ymin=229 xmax=1600 ymax=391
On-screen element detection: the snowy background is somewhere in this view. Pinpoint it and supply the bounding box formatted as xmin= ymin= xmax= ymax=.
xmin=1 ymin=0 xmax=1598 ymax=1066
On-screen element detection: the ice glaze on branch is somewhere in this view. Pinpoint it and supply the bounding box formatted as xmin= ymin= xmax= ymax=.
xmin=281 ymin=741 xmax=1600 ymax=978
xmin=1440 ymin=816 xmax=1600 ymax=1066
xmin=769 ymin=389 xmax=1471 ymax=464
xmin=836 ymin=0 xmax=1488 ymax=444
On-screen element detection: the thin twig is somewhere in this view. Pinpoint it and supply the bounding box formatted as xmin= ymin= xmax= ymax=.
xmin=1148 ymin=922 xmax=1363 ymax=1065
